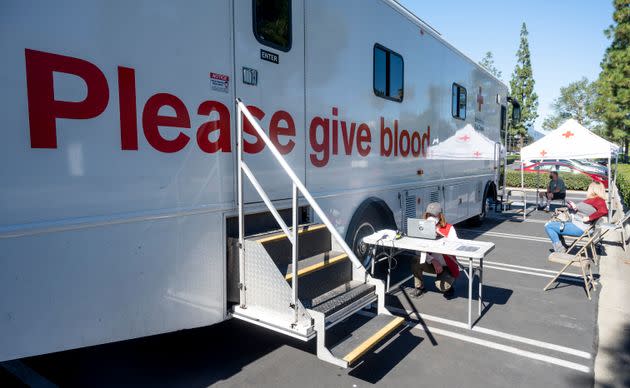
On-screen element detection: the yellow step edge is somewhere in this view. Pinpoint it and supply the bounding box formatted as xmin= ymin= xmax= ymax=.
xmin=285 ymin=253 xmax=348 ymax=281
xmin=342 ymin=316 xmax=405 ymax=365
xmin=255 ymin=224 xmax=327 ymax=244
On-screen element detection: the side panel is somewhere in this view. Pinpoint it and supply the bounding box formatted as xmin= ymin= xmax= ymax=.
xmin=304 ymin=0 xmax=506 ymax=227
xmin=0 ymin=0 xmax=232 ymax=361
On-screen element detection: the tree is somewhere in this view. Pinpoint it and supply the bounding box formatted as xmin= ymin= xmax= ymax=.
xmin=542 ymin=78 xmax=602 ymax=131
xmin=510 ymin=23 xmax=539 ymax=146
xmin=595 ymin=0 xmax=630 ymax=157
xmin=479 ymin=51 xmax=502 ymax=80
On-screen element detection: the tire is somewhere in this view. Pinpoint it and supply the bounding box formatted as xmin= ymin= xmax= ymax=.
xmin=469 ymin=185 xmax=493 ymax=225
xmin=345 ymin=202 xmax=396 ymax=269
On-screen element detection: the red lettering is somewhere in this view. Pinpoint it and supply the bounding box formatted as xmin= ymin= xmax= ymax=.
xmin=309 ymin=116 xmax=330 ymax=167
xmin=142 ymin=93 xmax=190 ymax=153
xmin=356 ymin=123 xmax=371 ymax=157
xmin=422 ymin=125 xmax=431 ymax=157
xmin=118 ymin=66 xmax=137 ymax=150
xmin=393 ymin=120 xmax=399 ymax=156
xmin=380 ymin=117 xmax=392 ymax=157
xmin=269 ymin=110 xmax=295 ymax=155
xmin=25 ymin=49 xmax=109 ymax=148
xmin=411 ymin=131 xmax=421 ymax=157
xmin=341 ymin=121 xmax=356 ymax=155
xmin=242 ymin=105 xmax=265 ymax=154
xmin=197 ymin=100 xmax=231 ymax=153
xmin=400 ymin=129 xmax=410 ymax=157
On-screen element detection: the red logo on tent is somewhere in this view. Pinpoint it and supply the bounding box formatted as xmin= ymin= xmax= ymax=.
xmin=458 ymin=135 xmax=471 ymax=142
xmin=562 ymin=131 xmax=574 ymax=139
xmin=473 ymin=151 xmax=481 ymax=157
xmin=540 ymin=150 xmax=547 ymax=157
xmin=477 ymin=87 xmax=484 ymax=112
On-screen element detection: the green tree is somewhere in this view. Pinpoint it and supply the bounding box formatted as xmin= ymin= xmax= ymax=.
xmin=595 ymin=0 xmax=630 ymax=157
xmin=479 ymin=51 xmax=502 ymax=80
xmin=542 ymin=78 xmax=602 ymax=131
xmin=510 ymin=23 xmax=539 ymax=146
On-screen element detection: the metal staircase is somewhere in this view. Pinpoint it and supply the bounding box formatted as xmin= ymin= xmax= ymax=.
xmin=231 ymin=99 xmax=404 ymax=368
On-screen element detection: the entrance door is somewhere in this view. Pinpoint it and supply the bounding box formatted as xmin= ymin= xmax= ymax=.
xmin=234 ymin=0 xmax=305 ymax=203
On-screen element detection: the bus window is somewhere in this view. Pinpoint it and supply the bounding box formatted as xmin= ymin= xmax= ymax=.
xmin=253 ymin=0 xmax=291 ymax=52
xmin=452 ymin=83 xmax=467 ymax=119
xmin=373 ymin=44 xmax=404 ymax=102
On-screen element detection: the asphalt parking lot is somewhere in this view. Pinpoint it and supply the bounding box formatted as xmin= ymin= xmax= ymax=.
xmin=1 ymin=192 xmax=602 ymax=387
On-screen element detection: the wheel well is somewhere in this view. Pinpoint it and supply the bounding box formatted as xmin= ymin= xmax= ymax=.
xmin=346 ymin=197 xmax=396 ymax=240
xmin=485 ymin=181 xmax=498 ymax=202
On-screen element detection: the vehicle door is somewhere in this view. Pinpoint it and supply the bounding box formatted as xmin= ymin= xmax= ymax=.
xmin=234 ymin=0 xmax=305 ymax=203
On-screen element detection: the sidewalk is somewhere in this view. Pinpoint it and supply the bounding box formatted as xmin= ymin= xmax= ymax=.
xmin=594 ymin=190 xmax=630 ymax=387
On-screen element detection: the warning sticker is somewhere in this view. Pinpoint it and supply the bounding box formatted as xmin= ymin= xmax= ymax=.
xmin=210 ymin=72 xmax=229 ymax=93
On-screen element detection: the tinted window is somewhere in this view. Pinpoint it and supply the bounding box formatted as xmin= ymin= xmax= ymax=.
xmin=374 ymin=48 xmax=387 ymax=98
xmin=254 ymin=0 xmax=291 ymax=51
xmin=452 ymin=83 xmax=467 ymax=119
xmin=373 ymin=45 xmax=404 ymax=102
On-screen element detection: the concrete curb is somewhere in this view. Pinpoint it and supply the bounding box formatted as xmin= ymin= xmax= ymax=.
xmin=593 ymin=185 xmax=630 ymax=387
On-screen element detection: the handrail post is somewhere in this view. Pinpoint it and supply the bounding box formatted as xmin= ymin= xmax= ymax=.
xmin=291 ymin=182 xmax=299 ymax=325
xmin=237 ymin=99 xmax=246 ymax=309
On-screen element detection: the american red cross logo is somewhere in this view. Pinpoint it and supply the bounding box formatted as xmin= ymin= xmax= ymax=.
xmin=540 ymin=150 xmax=547 ymax=157
xmin=562 ymin=131 xmax=574 ymax=139
xmin=458 ymin=135 xmax=471 ymax=141
xmin=477 ymin=86 xmax=484 ymax=112
xmin=473 ymin=151 xmax=481 ymax=157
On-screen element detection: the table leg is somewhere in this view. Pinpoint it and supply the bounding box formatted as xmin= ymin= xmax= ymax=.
xmin=468 ymin=258 xmax=473 ymax=329
xmin=478 ymin=257 xmax=483 ymax=316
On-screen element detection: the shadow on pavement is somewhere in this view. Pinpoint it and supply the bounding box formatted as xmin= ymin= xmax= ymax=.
xmin=348 ymin=326 xmax=421 ymax=384
xmin=23 ymin=319 xmax=304 ymax=387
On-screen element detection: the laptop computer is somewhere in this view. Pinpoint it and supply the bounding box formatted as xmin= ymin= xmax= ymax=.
xmin=406 ymin=218 xmax=437 ymax=239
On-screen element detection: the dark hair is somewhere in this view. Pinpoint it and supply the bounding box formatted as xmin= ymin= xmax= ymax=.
xmin=424 ymin=212 xmax=447 ymax=228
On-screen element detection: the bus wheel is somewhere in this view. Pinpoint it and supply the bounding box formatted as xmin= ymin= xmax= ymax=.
xmin=345 ymin=201 xmax=396 ymax=269
xmin=470 ymin=187 xmax=492 ymax=225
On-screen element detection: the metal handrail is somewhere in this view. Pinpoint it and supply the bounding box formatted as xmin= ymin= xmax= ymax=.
xmin=236 ymin=98 xmax=367 ymax=323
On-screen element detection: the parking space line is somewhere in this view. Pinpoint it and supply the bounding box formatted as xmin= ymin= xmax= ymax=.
xmin=384 ymin=307 xmax=592 ymax=360
xmin=410 ymin=323 xmax=591 ymax=373
xmin=0 ymin=360 xmax=58 ymax=388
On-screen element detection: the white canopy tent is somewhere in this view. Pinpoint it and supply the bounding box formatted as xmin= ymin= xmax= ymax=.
xmin=519 ymin=119 xmax=619 ymax=218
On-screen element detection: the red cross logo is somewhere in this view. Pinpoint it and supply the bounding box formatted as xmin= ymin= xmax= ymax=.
xmin=458 ymin=135 xmax=471 ymax=142
xmin=540 ymin=150 xmax=547 ymax=157
xmin=477 ymin=86 xmax=484 ymax=112
xmin=562 ymin=131 xmax=574 ymax=139
xmin=473 ymin=151 xmax=481 ymax=157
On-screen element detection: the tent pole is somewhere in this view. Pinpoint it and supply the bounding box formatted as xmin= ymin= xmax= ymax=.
xmin=608 ymin=155 xmax=612 ymax=220
xmin=521 ymin=158 xmax=525 ymax=219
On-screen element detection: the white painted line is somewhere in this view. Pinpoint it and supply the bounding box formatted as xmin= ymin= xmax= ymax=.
xmin=0 ymin=360 xmax=58 ymax=388
xmin=410 ymin=323 xmax=591 ymax=373
xmin=483 ymin=264 xmax=583 ymax=280
xmin=386 ymin=307 xmax=592 ymax=360
xmin=481 ymin=259 xmax=583 ymax=277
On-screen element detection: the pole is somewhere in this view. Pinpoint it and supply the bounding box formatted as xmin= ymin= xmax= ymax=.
xmin=236 ymin=99 xmax=246 ymax=309
xmin=608 ymin=155 xmax=612 ymax=220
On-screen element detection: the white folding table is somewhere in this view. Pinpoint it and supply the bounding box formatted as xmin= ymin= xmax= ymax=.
xmin=362 ymin=230 xmax=495 ymax=329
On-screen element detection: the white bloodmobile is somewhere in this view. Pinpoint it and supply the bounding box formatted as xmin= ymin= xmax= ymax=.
xmin=0 ymin=0 xmax=517 ymax=365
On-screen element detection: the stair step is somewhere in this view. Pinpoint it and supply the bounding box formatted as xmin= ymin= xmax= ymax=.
xmin=284 ymin=251 xmax=348 ymax=281
xmin=248 ymin=223 xmax=327 ymax=244
xmin=250 ymin=223 xmax=332 ymax=264
xmin=307 ymin=281 xmax=375 ymax=318
xmin=329 ymin=314 xmax=405 ymax=366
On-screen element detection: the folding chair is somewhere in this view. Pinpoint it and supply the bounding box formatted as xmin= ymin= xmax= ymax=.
xmin=544 ymin=229 xmax=601 ymax=300
xmin=505 ymin=189 xmax=527 ymax=218
xmin=597 ymin=210 xmax=630 ymax=253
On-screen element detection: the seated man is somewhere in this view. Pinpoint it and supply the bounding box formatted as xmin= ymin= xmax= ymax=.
xmin=538 ymin=171 xmax=566 ymax=211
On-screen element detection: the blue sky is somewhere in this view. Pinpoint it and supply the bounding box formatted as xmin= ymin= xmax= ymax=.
xmin=399 ymin=0 xmax=614 ymax=129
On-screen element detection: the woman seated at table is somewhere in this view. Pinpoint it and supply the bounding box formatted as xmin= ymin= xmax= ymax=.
xmin=544 ymin=181 xmax=608 ymax=253
xmin=410 ymin=202 xmax=461 ymax=298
